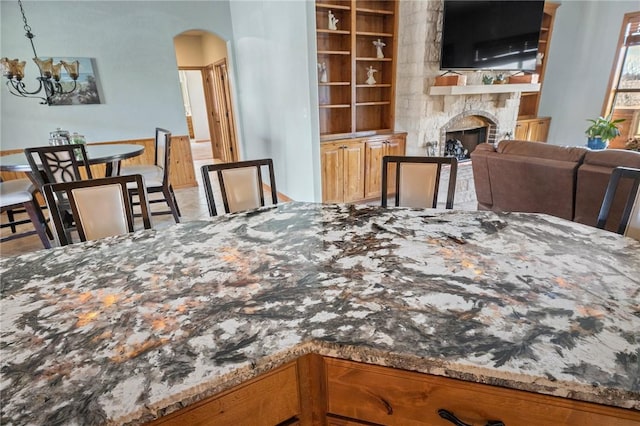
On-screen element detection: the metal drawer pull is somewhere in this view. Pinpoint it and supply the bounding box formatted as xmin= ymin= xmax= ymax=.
xmin=438 ymin=409 xmax=505 ymax=426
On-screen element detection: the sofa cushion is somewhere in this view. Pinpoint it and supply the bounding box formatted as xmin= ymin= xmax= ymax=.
xmin=497 ymin=139 xmax=588 ymax=163
xmin=574 ymin=149 xmax=640 ymax=230
xmin=486 ymin=153 xmax=580 ymax=220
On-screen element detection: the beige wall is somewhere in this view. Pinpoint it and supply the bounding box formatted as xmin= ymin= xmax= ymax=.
xmin=174 ymin=35 xmax=205 ymax=66
xmin=202 ymin=35 xmax=227 ymax=65
xmin=174 ymin=33 xmax=227 ymax=67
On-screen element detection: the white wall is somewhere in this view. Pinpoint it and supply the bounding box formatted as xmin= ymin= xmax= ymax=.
xmin=184 ymin=71 xmax=210 ymax=141
xmin=228 ymin=0 xmax=321 ymax=202
xmin=539 ymin=0 xmax=637 ymax=146
xmin=0 ymin=1 xmax=232 ymax=149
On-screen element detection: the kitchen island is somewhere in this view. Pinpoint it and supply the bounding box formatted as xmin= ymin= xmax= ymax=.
xmin=1 ymin=202 xmax=639 ymax=425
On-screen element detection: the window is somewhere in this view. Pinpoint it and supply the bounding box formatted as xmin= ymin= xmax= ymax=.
xmin=603 ymin=12 xmax=640 ymax=147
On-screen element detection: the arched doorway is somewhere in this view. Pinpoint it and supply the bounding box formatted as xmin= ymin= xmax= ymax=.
xmin=173 ymin=30 xmax=239 ymax=165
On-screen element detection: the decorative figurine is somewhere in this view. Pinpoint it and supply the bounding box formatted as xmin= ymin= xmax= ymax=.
xmin=318 ymin=62 xmax=328 ymax=83
xmin=328 ymin=10 xmax=339 ymax=30
xmin=373 ymin=38 xmax=386 ymax=59
xmin=536 ymin=52 xmax=544 ymax=66
xmin=366 ymin=66 xmax=377 ymax=85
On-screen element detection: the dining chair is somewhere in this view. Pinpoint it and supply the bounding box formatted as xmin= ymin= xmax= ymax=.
xmin=42 ymin=174 xmax=152 ymax=246
xmin=596 ymin=166 xmax=640 ymax=240
xmin=25 ymin=144 xmax=93 ymax=189
xmin=201 ymin=159 xmax=278 ymax=216
xmin=381 ymin=156 xmax=458 ymax=209
xmin=1 ymin=178 xmax=51 ymax=249
xmin=119 ymin=128 xmax=181 ymax=223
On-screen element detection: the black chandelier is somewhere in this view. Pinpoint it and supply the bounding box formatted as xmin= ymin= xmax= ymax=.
xmin=0 ymin=0 xmax=79 ymax=105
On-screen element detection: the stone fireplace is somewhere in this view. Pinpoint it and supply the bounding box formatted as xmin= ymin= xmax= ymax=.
xmin=393 ymin=1 xmax=525 ymax=206
xmin=441 ymin=111 xmax=498 ymax=161
xmin=394 ymin=1 xmax=521 ymax=158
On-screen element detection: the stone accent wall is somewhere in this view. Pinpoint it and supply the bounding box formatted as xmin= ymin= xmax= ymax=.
xmin=395 ymin=0 xmax=522 ymax=157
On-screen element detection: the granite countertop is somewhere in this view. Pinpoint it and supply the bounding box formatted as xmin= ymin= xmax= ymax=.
xmin=1 ymin=202 xmax=639 ymax=425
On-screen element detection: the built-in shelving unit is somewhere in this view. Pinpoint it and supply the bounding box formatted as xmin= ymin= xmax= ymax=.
xmin=518 ymin=2 xmax=559 ymax=119
xmin=315 ymin=0 xmax=399 ymax=141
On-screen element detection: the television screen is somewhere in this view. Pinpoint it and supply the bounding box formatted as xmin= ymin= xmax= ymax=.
xmin=440 ymin=0 xmax=545 ymax=71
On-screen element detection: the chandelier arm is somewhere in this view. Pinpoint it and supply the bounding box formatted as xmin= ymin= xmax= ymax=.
xmin=6 ymin=78 xmax=46 ymax=97
xmin=5 ymin=80 xmax=48 ymax=103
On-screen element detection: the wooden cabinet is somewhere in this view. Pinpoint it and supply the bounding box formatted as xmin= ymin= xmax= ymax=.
xmin=518 ymin=2 xmax=559 ymax=119
xmin=148 ymin=355 xmax=640 ymax=426
xmin=324 ymin=357 xmax=640 ymax=426
xmin=321 ymin=139 xmax=366 ymax=203
xmin=515 ymin=117 xmax=551 ymax=142
xmin=315 ymin=0 xmax=399 ymax=140
xmin=148 ymin=362 xmax=300 ymax=426
xmin=321 ymin=132 xmax=405 ymax=203
xmin=364 ymin=134 xmax=405 ymax=199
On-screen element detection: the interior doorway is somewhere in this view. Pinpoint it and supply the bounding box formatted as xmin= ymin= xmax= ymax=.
xmin=203 ymin=59 xmax=238 ymax=163
xmin=178 ymin=68 xmax=214 ymax=161
xmin=173 ymin=31 xmax=239 ymax=166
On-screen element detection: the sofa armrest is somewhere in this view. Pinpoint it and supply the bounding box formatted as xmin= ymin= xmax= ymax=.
xmin=470 ymin=143 xmax=496 ymax=210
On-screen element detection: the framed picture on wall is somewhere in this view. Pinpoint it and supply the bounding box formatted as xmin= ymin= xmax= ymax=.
xmin=50 ymin=57 xmax=102 ymax=106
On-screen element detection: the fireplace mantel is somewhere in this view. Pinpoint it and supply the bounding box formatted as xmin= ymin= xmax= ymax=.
xmin=429 ymin=83 xmax=540 ymax=96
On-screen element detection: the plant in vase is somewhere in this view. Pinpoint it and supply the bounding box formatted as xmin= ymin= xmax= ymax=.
xmin=585 ymin=114 xmax=624 ymax=150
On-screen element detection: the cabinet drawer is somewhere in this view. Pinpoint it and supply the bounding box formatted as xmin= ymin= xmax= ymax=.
xmin=325 ymin=358 xmax=640 ymax=426
xmin=151 ymin=362 xmax=300 ymax=426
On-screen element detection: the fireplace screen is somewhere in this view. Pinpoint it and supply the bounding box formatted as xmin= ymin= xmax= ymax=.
xmin=445 ymin=126 xmax=488 ymax=161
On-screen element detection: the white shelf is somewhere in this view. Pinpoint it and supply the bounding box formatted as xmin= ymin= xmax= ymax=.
xmin=429 ymin=83 xmax=541 ymax=96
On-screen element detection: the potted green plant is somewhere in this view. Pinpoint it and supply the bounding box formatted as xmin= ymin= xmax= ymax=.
xmin=585 ymin=114 xmax=624 ymax=149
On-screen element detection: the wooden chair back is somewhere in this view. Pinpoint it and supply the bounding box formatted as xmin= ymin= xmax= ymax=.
xmin=201 ymin=159 xmax=278 ymax=216
xmin=155 ymin=127 xmax=171 ymax=182
xmin=381 ymin=156 xmax=457 ymax=209
xmin=596 ymin=166 xmax=640 ymax=240
xmin=25 ymin=144 xmax=92 ymax=188
xmin=43 ymin=174 xmax=152 ymax=246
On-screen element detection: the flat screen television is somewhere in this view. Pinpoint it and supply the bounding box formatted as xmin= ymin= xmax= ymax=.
xmin=440 ymin=0 xmax=545 ymax=71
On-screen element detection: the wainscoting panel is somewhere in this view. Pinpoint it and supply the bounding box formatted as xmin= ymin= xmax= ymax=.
xmin=0 ymin=135 xmax=197 ymax=189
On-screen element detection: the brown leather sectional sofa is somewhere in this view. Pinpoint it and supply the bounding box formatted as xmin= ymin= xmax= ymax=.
xmin=471 ymin=140 xmax=640 ymax=232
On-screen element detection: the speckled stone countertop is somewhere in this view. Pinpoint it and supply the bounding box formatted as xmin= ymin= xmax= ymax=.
xmin=1 ymin=202 xmax=639 ymax=425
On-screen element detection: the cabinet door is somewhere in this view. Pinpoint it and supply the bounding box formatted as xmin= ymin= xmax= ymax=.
xmin=529 ymin=118 xmax=550 ymax=142
xmin=514 ymin=121 xmax=529 ymax=140
xmin=342 ymin=141 xmax=366 ymax=203
xmin=321 ymin=142 xmax=345 ymax=204
xmin=364 ymin=139 xmax=386 ymax=199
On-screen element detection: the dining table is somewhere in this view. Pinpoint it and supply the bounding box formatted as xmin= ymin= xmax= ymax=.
xmin=0 ymin=143 xmax=145 ymax=177
xmin=0 ymin=202 xmax=638 ymax=425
